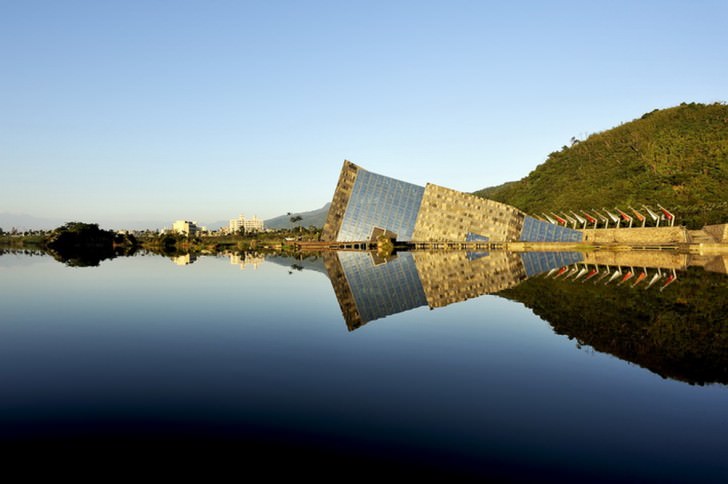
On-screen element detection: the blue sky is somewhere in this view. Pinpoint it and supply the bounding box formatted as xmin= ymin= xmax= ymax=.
xmin=1 ymin=0 xmax=726 ymax=229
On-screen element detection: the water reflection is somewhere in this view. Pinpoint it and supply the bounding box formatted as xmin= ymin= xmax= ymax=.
xmin=322 ymin=250 xmax=728 ymax=329
xmin=0 ymin=247 xmax=726 ymax=477
xmin=324 ymin=251 xmax=428 ymax=330
xmin=229 ymin=252 xmax=265 ymax=270
xmin=320 ymin=249 xmax=728 ymax=385
xmin=3 ymin=246 xmax=727 ymax=386
xmin=171 ymin=253 xmax=197 ymax=266
xmin=323 ymin=251 xmax=580 ymax=329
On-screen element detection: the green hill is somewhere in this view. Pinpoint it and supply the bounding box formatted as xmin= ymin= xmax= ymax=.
xmin=474 ymin=102 xmax=728 ymax=229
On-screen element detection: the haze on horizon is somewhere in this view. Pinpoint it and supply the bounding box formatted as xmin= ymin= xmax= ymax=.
xmin=1 ymin=0 xmax=726 ymax=230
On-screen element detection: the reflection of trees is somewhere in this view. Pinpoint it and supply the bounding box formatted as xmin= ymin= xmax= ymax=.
xmin=498 ymin=267 xmax=728 ymax=385
xmin=44 ymin=222 xmax=137 ymax=267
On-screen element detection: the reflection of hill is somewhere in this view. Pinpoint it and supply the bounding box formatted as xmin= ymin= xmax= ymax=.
xmin=320 ymin=249 xmax=728 ymax=385
xmin=266 ymin=253 xmax=328 ymax=275
xmin=497 ymin=268 xmax=728 ymax=385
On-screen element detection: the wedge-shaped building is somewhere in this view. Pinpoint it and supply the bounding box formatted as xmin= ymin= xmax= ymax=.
xmin=322 ymin=161 xmax=583 ymax=243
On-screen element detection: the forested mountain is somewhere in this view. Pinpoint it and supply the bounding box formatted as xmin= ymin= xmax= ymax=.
xmin=475 ymin=103 xmax=728 ymax=229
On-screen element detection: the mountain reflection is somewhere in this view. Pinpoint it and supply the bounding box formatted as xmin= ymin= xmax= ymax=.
xmin=320 ymin=249 xmax=728 ymax=385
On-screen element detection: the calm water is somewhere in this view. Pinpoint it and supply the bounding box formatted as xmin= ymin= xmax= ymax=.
xmin=0 ymin=251 xmax=726 ymax=480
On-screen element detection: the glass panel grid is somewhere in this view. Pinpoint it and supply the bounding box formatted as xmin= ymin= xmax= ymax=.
xmin=337 ymin=170 xmax=425 ymax=241
xmin=337 ymin=252 xmax=427 ymax=323
xmin=519 ymin=217 xmax=584 ymax=243
xmin=520 ymin=251 xmax=584 ymax=277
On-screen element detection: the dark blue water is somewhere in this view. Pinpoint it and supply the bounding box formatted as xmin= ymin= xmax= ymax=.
xmin=0 ymin=252 xmax=726 ymax=480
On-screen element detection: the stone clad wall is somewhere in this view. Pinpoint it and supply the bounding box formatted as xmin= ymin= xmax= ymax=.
xmin=701 ymin=224 xmax=728 ymax=243
xmin=580 ymin=226 xmax=688 ymax=244
xmin=322 ymin=251 xmax=363 ymax=331
xmin=693 ymin=255 xmax=728 ymax=274
xmin=412 ymin=184 xmax=526 ymax=242
xmin=321 ymin=160 xmax=359 ymax=241
xmin=581 ymin=251 xmax=689 ymax=270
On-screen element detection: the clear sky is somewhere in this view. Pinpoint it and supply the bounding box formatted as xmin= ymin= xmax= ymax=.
xmin=1 ymin=0 xmax=726 ymax=229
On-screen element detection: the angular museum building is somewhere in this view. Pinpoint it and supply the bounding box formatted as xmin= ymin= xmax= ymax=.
xmin=322 ymin=160 xmax=583 ymax=244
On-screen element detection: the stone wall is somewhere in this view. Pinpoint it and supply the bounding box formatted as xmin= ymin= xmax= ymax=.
xmin=321 ymin=160 xmax=359 ymax=241
xmin=701 ymin=224 xmax=728 ymax=243
xmin=690 ymin=254 xmax=728 ymax=274
xmin=412 ymin=184 xmax=525 ymax=242
xmin=581 ymin=251 xmax=689 ymax=270
xmin=580 ymin=226 xmax=688 ymax=244
xmin=322 ymin=251 xmax=363 ymax=331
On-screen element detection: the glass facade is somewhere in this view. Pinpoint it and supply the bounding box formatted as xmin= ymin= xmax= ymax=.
xmin=519 ymin=216 xmax=584 ymax=243
xmin=520 ymin=251 xmax=584 ymax=277
xmin=337 ymin=251 xmax=427 ymax=324
xmin=465 ymin=232 xmax=490 ymax=242
xmin=326 ymin=162 xmax=590 ymax=244
xmin=337 ymin=169 xmax=425 ymax=242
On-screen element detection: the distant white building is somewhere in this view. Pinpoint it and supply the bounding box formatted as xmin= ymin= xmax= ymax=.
xmin=172 ymin=220 xmax=201 ymax=237
xmin=229 ymin=215 xmax=264 ymax=234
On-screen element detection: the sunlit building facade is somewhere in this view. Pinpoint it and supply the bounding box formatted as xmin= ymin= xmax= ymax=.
xmin=336 ymin=170 xmax=424 ymax=242
xmin=229 ymin=215 xmax=264 ymax=234
xmin=172 ymin=220 xmax=201 ymax=237
xmin=322 ymin=161 xmax=583 ymax=243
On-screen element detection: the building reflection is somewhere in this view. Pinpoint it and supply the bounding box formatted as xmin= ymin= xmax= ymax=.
xmin=323 ymin=249 xmax=728 ymax=331
xmin=323 ymin=250 xmax=587 ymax=330
xmin=323 ymin=252 xmax=427 ymax=331
xmin=229 ymin=252 xmax=265 ymax=270
xmin=320 ymin=249 xmax=728 ymax=384
xmin=171 ymin=253 xmax=197 ymax=266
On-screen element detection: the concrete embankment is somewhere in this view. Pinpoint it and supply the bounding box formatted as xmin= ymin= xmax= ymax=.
xmin=580 ymin=251 xmax=688 ymax=270
xmin=297 ymin=224 xmax=728 ymax=254
xmin=577 ymin=224 xmax=728 ymax=254
xmin=580 ymin=226 xmax=688 ymax=245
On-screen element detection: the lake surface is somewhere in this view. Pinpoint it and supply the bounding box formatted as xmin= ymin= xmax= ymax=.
xmin=1 ymin=250 xmax=727 ymax=480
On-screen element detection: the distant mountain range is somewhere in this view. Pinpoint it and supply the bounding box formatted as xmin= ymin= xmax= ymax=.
xmin=0 ymin=213 xmax=171 ymax=232
xmin=1 ymin=204 xmax=333 ymax=232
xmin=264 ymin=203 xmax=331 ymax=230
xmin=0 ymin=213 xmax=63 ymax=231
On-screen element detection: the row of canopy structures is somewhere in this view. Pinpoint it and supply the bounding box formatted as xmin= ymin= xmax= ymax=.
xmin=543 ymin=264 xmax=678 ymax=292
xmin=537 ymin=205 xmax=676 ymax=229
